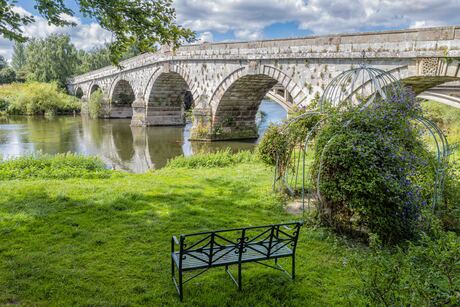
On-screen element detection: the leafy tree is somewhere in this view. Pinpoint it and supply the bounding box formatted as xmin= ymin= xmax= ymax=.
xmin=0 ymin=0 xmax=195 ymax=65
xmin=26 ymin=34 xmax=78 ymax=87
xmin=11 ymin=42 xmax=26 ymax=71
xmin=0 ymin=55 xmax=7 ymax=70
xmin=0 ymin=67 xmax=16 ymax=84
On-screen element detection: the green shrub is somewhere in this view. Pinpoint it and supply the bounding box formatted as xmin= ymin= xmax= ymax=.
xmin=166 ymin=150 xmax=257 ymax=168
xmin=0 ymin=97 xmax=9 ymax=111
xmin=0 ymin=153 xmax=111 ymax=180
xmin=312 ymin=90 xmax=434 ymax=244
xmin=0 ymin=67 xmax=16 ymax=84
xmin=353 ymin=232 xmax=460 ymax=306
xmin=0 ymin=82 xmax=80 ymax=115
xmin=441 ymin=162 xmax=460 ymax=232
xmin=88 ymin=88 xmax=105 ymax=118
xmin=257 ymin=103 xmax=323 ymax=167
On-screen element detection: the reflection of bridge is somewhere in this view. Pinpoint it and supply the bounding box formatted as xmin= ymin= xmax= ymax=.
xmin=68 ymin=26 xmax=460 ymax=140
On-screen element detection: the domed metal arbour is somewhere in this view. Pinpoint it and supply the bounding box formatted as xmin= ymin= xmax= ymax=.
xmin=274 ymin=59 xmax=451 ymax=215
xmin=318 ymin=63 xmax=404 ymax=112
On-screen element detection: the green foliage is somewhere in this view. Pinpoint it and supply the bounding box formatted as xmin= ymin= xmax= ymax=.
xmin=88 ymin=88 xmax=105 ymax=118
xmin=0 ymin=97 xmax=9 ymax=112
xmin=0 ymin=82 xmax=80 ymax=115
xmin=312 ymin=91 xmax=434 ymax=244
xmin=166 ymin=149 xmax=257 ymax=168
xmin=354 ymin=232 xmax=460 ymax=306
xmin=0 ymin=67 xmax=16 ymax=84
xmin=0 ymin=0 xmax=195 ymax=65
xmin=11 ymin=42 xmax=26 ymax=71
xmin=257 ymin=102 xmax=323 ymax=167
xmin=0 ymin=153 xmax=111 ymax=179
xmin=441 ymin=162 xmax=460 ymax=232
xmin=0 ymin=55 xmax=7 ymax=69
xmin=26 ymin=34 xmax=79 ymax=87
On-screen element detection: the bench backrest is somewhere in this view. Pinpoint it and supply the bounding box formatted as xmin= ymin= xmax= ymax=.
xmin=175 ymin=222 xmax=302 ymax=267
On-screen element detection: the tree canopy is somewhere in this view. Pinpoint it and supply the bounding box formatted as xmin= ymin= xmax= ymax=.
xmin=0 ymin=0 xmax=195 ymax=65
xmin=25 ymin=34 xmax=78 ymax=87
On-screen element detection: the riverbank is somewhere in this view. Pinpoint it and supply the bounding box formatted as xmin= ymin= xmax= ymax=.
xmin=0 ymin=82 xmax=80 ymax=116
xmin=0 ymin=153 xmax=458 ymax=305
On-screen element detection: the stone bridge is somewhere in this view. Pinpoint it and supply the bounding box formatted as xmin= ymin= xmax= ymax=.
xmin=67 ymin=26 xmax=460 ymax=141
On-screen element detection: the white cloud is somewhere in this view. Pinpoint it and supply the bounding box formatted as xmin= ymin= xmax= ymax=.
xmin=175 ymin=0 xmax=460 ymax=40
xmin=1 ymin=7 xmax=111 ymax=60
xmin=197 ymin=31 xmax=214 ymax=43
xmin=2 ymin=1 xmax=460 ymax=60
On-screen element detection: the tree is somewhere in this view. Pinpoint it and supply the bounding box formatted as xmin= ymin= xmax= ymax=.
xmin=0 ymin=67 xmax=16 ymax=84
xmin=0 ymin=56 xmax=7 ymax=70
xmin=0 ymin=0 xmax=195 ymax=65
xmin=26 ymin=34 xmax=78 ymax=87
xmin=11 ymin=42 xmax=26 ymax=71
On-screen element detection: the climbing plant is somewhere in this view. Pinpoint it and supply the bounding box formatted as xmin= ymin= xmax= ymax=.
xmin=312 ymin=89 xmax=435 ymax=243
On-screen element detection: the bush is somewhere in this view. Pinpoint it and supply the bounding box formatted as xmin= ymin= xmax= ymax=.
xmin=0 ymin=82 xmax=80 ymax=115
xmin=166 ymin=150 xmax=257 ymax=168
xmin=353 ymin=232 xmax=460 ymax=306
xmin=441 ymin=162 xmax=460 ymax=232
xmin=0 ymin=97 xmax=9 ymax=112
xmin=312 ymin=90 xmax=434 ymax=244
xmin=88 ymin=88 xmax=105 ymax=118
xmin=0 ymin=68 xmax=16 ymax=84
xmin=0 ymin=153 xmax=111 ymax=180
xmin=257 ymin=103 xmax=323 ymax=167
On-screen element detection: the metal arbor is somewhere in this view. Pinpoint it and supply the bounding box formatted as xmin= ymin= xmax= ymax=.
xmin=274 ymin=61 xmax=450 ymax=214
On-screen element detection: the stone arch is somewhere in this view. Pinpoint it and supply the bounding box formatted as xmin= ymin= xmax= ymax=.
xmin=89 ymin=83 xmax=101 ymax=100
xmin=207 ymin=64 xmax=304 ymax=140
xmin=109 ymin=79 xmax=136 ymax=118
xmin=143 ymin=65 xmax=195 ymax=126
xmin=75 ymin=87 xmax=84 ymax=99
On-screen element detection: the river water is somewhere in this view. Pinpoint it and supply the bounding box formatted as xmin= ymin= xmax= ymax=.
xmin=0 ymin=100 xmax=287 ymax=172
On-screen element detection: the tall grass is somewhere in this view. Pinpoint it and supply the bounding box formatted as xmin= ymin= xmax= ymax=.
xmin=166 ymin=149 xmax=257 ymax=168
xmin=0 ymin=153 xmax=111 ymax=180
xmin=0 ymin=82 xmax=80 ymax=116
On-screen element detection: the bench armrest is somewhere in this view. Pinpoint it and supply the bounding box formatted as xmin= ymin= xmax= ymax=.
xmin=172 ymin=236 xmax=180 ymax=245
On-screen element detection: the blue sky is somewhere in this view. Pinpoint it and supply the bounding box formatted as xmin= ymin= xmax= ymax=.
xmin=2 ymin=0 xmax=460 ymax=59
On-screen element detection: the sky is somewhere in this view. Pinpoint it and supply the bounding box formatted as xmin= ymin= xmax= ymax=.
xmin=1 ymin=0 xmax=460 ymax=60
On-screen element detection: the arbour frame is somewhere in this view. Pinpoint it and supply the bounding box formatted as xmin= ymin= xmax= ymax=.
xmin=274 ymin=63 xmax=451 ymax=214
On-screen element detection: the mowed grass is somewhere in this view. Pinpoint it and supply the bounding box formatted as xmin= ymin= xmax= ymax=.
xmin=0 ymin=163 xmax=366 ymax=306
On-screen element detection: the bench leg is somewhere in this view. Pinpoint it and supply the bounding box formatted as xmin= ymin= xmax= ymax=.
xmin=292 ymin=254 xmax=295 ymax=280
xmin=179 ymin=270 xmax=183 ymax=301
xmin=238 ymin=263 xmax=242 ymax=291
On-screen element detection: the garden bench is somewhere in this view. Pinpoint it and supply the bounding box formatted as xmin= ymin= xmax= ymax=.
xmin=171 ymin=221 xmax=303 ymax=301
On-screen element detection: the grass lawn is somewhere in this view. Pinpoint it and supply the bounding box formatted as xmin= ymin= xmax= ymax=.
xmin=0 ymin=163 xmax=367 ymax=306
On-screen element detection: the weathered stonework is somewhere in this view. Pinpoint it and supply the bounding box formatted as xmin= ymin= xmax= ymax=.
xmin=68 ymin=26 xmax=460 ymax=140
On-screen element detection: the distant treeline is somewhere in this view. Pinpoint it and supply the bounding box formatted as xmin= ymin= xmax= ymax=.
xmin=0 ymin=34 xmax=144 ymax=88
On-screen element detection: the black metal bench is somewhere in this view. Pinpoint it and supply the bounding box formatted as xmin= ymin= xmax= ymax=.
xmin=171 ymin=221 xmax=303 ymax=301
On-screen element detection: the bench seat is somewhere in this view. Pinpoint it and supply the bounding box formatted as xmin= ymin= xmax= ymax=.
xmin=172 ymin=240 xmax=293 ymax=271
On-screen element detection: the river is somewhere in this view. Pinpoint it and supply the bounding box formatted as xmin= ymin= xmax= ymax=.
xmin=0 ymin=100 xmax=287 ymax=172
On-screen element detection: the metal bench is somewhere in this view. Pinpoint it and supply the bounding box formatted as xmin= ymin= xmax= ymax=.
xmin=171 ymin=221 xmax=303 ymax=301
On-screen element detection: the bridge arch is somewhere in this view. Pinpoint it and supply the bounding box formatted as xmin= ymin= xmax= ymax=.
xmin=88 ymin=83 xmax=102 ymax=99
xmin=207 ymin=65 xmax=304 ymax=140
xmin=75 ymin=87 xmax=84 ymax=99
xmin=109 ymin=78 xmax=136 ymax=118
xmin=143 ymin=65 xmax=195 ymax=126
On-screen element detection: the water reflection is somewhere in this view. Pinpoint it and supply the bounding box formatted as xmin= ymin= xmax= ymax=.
xmin=0 ymin=100 xmax=287 ymax=172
